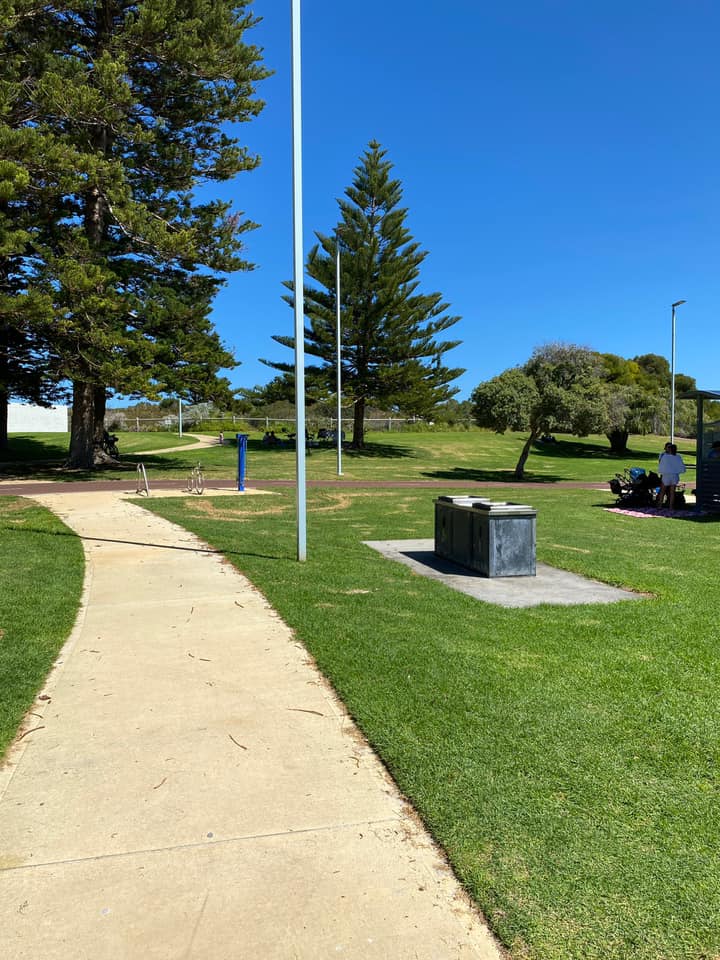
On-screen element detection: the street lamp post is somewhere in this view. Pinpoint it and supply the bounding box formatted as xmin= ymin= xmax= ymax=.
xmin=670 ymin=299 xmax=686 ymax=443
xmin=335 ymin=237 xmax=343 ymax=477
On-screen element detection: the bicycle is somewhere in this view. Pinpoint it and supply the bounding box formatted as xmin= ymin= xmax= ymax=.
xmin=186 ymin=462 xmax=205 ymax=495
xmin=101 ymin=430 xmax=119 ymax=458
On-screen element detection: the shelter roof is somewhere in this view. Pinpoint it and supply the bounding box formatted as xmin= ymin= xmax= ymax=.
xmin=678 ymin=389 xmax=720 ymax=400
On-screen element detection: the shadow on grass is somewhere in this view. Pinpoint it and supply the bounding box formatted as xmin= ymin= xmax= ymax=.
xmin=534 ymin=438 xmax=696 ymax=467
xmin=422 ymin=466 xmax=569 ymax=484
xmin=422 ymin=438 xmax=694 ymax=485
xmin=342 ymin=441 xmax=415 ymax=460
xmin=0 ymin=450 xmax=215 ymax=480
xmin=0 ymin=524 xmax=291 ymax=559
xmin=0 ymin=463 xmax=115 ymax=481
xmin=591 ymin=501 xmax=720 ymax=522
xmin=123 ymin=452 xmax=204 ymax=470
xmin=0 ymin=436 xmax=68 ymax=463
xmin=0 ymin=460 xmax=140 ymax=481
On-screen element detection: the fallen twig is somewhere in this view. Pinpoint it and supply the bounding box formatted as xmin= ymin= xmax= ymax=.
xmin=17 ymin=725 xmax=44 ymax=742
xmin=228 ymin=734 xmax=247 ymax=750
xmin=287 ymin=707 xmax=325 ymax=717
xmin=153 ymin=777 xmax=167 ymax=790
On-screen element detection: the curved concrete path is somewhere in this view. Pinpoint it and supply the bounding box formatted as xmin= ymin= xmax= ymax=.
xmin=133 ymin=432 xmax=221 ymax=455
xmin=1 ymin=490 xmax=502 ymax=960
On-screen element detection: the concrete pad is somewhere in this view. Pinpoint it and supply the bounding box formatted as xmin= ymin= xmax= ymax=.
xmin=1 ymin=490 xmax=502 ymax=959
xmin=364 ymin=538 xmax=645 ymax=607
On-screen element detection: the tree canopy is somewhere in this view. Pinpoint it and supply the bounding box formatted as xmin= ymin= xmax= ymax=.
xmin=472 ymin=343 xmax=702 ymax=476
xmin=0 ymin=0 xmax=269 ymax=463
xmin=264 ymin=141 xmax=463 ymax=447
xmin=472 ymin=344 xmax=607 ymax=478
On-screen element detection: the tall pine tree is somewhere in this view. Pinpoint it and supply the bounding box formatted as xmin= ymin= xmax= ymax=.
xmin=0 ymin=1 xmax=77 ymax=447
xmin=1 ymin=0 xmax=269 ymax=466
xmin=267 ymin=141 xmax=463 ymax=447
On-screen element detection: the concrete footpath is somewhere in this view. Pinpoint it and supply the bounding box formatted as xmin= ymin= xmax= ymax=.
xmin=0 ymin=491 xmax=503 ymax=960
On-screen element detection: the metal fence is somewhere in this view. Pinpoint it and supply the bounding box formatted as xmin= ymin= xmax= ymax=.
xmin=106 ymin=414 xmax=467 ymax=433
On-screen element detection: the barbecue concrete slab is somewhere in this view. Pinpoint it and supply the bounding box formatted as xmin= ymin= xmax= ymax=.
xmin=364 ymin=538 xmax=645 ymax=607
xmin=1 ymin=492 xmax=502 ymax=960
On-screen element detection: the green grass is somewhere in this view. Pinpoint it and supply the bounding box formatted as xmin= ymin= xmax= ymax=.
xmin=139 ymin=487 xmax=720 ymax=960
xmin=0 ymin=498 xmax=85 ymax=758
xmin=1 ymin=428 xmax=699 ymax=485
xmin=0 ymin=432 xmax=72 ymax=463
xmin=0 ymin=431 xmax=198 ymax=477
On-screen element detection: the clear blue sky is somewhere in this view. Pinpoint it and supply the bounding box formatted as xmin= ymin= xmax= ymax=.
xmin=208 ymin=0 xmax=720 ymax=401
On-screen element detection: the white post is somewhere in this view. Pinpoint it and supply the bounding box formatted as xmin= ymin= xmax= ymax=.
xmin=178 ymin=398 xmax=183 ymax=437
xmin=671 ymin=304 xmax=676 ymax=443
xmin=291 ymin=0 xmax=307 ymax=561
xmin=670 ymin=299 xmax=686 ymax=443
xmin=336 ymin=240 xmax=343 ymax=476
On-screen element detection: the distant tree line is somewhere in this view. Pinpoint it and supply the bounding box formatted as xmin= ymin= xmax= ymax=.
xmin=471 ymin=343 xmax=712 ymax=478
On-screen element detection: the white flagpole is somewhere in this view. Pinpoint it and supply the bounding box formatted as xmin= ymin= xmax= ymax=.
xmin=291 ymin=0 xmax=307 ymax=560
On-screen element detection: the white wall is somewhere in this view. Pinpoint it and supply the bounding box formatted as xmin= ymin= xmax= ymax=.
xmin=7 ymin=404 xmax=69 ymax=432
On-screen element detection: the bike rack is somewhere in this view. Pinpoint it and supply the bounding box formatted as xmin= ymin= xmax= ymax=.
xmin=186 ymin=464 xmax=205 ymax=495
xmin=135 ymin=462 xmax=150 ymax=496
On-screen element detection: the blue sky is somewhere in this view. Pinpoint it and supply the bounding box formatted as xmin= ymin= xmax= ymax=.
xmin=207 ymin=0 xmax=720 ymax=401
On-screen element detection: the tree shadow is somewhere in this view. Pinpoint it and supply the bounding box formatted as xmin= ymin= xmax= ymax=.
xmin=122 ymin=452 xmax=202 ymax=472
xmin=533 ymin=438 xmax=693 ymax=466
xmin=591 ymin=501 xmax=720 ymax=522
xmin=422 ymin=466 xmax=569 ymax=484
xmin=342 ymin=441 xmax=415 ymax=460
xmin=0 ymin=524 xmax=292 ymax=558
xmin=0 ymin=462 xmax=114 ymax=481
xmin=0 ymin=436 xmax=69 ymax=463
xmin=244 ymin=438 xmax=416 ymax=460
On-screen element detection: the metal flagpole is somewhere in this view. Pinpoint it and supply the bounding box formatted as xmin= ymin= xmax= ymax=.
xmin=670 ymin=299 xmax=686 ymax=444
xmin=291 ymin=0 xmax=307 ymax=561
xmin=336 ymin=239 xmax=343 ymax=477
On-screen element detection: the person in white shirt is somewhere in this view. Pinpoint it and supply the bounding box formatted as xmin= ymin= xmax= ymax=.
xmin=657 ymin=442 xmax=686 ymax=510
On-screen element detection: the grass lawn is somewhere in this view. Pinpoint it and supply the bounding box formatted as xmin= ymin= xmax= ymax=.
xmin=1 ymin=428 xmax=699 ymax=485
xmin=0 ymin=431 xmax=199 ymax=477
xmin=126 ymin=429 xmax=696 ymax=484
xmin=0 ymin=498 xmax=84 ymax=758
xmin=140 ymin=487 xmax=720 ymax=960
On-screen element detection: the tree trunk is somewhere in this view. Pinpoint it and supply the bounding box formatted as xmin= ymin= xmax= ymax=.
xmin=0 ymin=389 xmax=8 ymax=450
xmin=606 ymin=429 xmax=629 ymax=455
xmin=93 ymin=386 xmax=107 ymax=446
xmin=351 ymin=397 xmax=365 ymax=448
xmin=514 ymin=431 xmax=538 ymax=479
xmin=91 ymin=385 xmax=119 ymax=465
xmin=67 ymin=381 xmax=96 ymax=468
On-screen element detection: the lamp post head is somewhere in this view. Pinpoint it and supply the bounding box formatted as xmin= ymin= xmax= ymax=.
xmin=672 ymin=300 xmax=686 ymax=308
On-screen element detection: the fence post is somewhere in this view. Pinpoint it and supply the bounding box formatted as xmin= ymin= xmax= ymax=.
xmin=236 ymin=434 xmax=248 ymax=491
